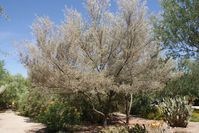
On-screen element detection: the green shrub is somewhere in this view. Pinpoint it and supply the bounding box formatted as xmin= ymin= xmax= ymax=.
xmin=191 ymin=110 xmax=199 ymax=122
xmin=129 ymin=124 xmax=146 ymax=133
xmin=17 ymin=88 xmax=49 ymax=118
xmin=131 ymin=94 xmax=152 ymax=117
xmin=146 ymin=105 xmax=163 ymax=120
xmin=0 ymin=75 xmax=29 ymax=109
xmin=66 ymin=94 xmax=104 ymax=124
xmin=0 ymin=84 xmax=18 ymax=108
xmin=99 ymin=124 xmax=147 ymax=133
xmin=99 ymin=126 xmax=128 ymax=133
xmin=160 ymin=97 xmax=193 ymax=127
xmin=131 ymin=94 xmax=163 ymax=120
xmin=37 ymin=101 xmax=81 ymax=132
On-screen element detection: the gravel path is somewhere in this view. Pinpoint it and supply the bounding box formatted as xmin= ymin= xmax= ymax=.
xmin=0 ymin=110 xmax=46 ymax=133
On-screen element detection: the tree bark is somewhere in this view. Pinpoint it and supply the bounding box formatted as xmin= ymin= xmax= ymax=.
xmin=125 ymin=95 xmax=129 ymax=124
xmin=103 ymin=90 xmax=115 ymax=126
xmin=125 ymin=94 xmax=133 ymax=125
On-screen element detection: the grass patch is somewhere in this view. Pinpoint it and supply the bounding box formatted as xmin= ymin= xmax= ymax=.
xmin=191 ymin=110 xmax=199 ymax=122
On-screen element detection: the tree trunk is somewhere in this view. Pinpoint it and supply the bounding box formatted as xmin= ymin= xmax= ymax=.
xmin=125 ymin=95 xmax=129 ymax=124
xmin=103 ymin=115 xmax=108 ymax=126
xmin=125 ymin=94 xmax=133 ymax=125
xmin=103 ymin=91 xmax=115 ymax=126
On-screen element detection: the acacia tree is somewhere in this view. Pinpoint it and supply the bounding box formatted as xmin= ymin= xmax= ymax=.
xmin=20 ymin=0 xmax=176 ymax=125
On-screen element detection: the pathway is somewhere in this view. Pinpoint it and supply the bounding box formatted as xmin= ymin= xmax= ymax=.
xmin=0 ymin=110 xmax=46 ymax=133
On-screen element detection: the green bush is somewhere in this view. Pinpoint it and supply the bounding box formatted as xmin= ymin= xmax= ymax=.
xmin=159 ymin=60 xmax=199 ymax=99
xmin=191 ymin=110 xmax=199 ymax=122
xmin=131 ymin=94 xmax=163 ymax=120
xmin=17 ymin=88 xmax=49 ymax=118
xmin=0 ymin=75 xmax=29 ymax=109
xmin=72 ymin=94 xmax=99 ymax=122
xmin=66 ymin=94 xmax=105 ymax=124
xmin=0 ymin=84 xmax=18 ymax=108
xmin=129 ymin=124 xmax=146 ymax=133
xmin=131 ymin=94 xmax=152 ymax=117
xmin=145 ymin=105 xmax=163 ymax=120
xmin=99 ymin=126 xmax=128 ymax=133
xmin=160 ymin=97 xmax=193 ymax=127
xmin=99 ymin=124 xmax=147 ymax=133
xmin=18 ymin=88 xmax=81 ymax=131
xmin=37 ymin=101 xmax=81 ymax=132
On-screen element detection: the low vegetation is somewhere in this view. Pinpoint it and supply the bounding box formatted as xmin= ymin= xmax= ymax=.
xmin=160 ymin=97 xmax=193 ymax=127
xmin=191 ymin=110 xmax=199 ymax=122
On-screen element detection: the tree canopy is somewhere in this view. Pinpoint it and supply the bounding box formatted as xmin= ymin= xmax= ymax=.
xmin=153 ymin=0 xmax=199 ymax=58
xmin=0 ymin=5 xmax=8 ymax=19
xmin=161 ymin=60 xmax=199 ymax=98
xmin=20 ymin=0 xmax=177 ymax=124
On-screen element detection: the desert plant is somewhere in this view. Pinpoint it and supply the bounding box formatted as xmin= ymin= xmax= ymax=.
xmin=131 ymin=94 xmax=163 ymax=120
xmin=17 ymin=88 xmax=50 ymax=118
xmin=160 ymin=97 xmax=193 ymax=127
xmin=129 ymin=124 xmax=146 ymax=133
xmin=99 ymin=126 xmax=129 ymax=133
xmin=131 ymin=94 xmax=152 ymax=117
xmin=20 ymin=0 xmax=176 ymax=125
xmin=148 ymin=121 xmax=171 ymax=133
xmin=37 ymin=101 xmax=81 ymax=132
xmin=191 ymin=110 xmax=199 ymax=122
xmin=146 ymin=105 xmax=163 ymax=120
xmin=0 ymin=75 xmax=29 ymax=109
xmin=99 ymin=124 xmax=147 ymax=133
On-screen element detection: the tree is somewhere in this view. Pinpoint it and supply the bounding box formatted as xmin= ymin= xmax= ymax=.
xmin=0 ymin=74 xmax=29 ymax=108
xmin=0 ymin=61 xmax=8 ymax=95
xmin=20 ymin=0 xmax=176 ymax=125
xmin=160 ymin=59 xmax=199 ymax=100
xmin=0 ymin=6 xmax=4 ymax=16
xmin=153 ymin=0 xmax=199 ymax=58
xmin=0 ymin=5 xmax=8 ymax=19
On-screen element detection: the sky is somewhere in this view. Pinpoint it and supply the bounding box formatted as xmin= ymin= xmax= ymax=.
xmin=0 ymin=0 xmax=161 ymax=77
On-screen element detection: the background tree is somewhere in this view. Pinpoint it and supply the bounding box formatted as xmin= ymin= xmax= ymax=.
xmin=0 ymin=61 xmax=8 ymax=95
xmin=160 ymin=60 xmax=199 ymax=102
xmin=153 ymin=0 xmax=199 ymax=58
xmin=0 ymin=5 xmax=8 ymax=19
xmin=20 ymin=0 xmax=176 ymax=125
xmin=0 ymin=6 xmax=4 ymax=16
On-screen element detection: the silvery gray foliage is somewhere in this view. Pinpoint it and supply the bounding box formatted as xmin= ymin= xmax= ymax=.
xmin=20 ymin=0 xmax=179 ymax=120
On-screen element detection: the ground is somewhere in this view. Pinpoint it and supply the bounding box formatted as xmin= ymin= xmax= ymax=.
xmin=127 ymin=117 xmax=199 ymax=133
xmin=0 ymin=110 xmax=199 ymax=133
xmin=0 ymin=110 xmax=46 ymax=133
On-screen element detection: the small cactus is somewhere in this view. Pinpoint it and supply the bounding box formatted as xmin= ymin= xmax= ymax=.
xmin=160 ymin=97 xmax=193 ymax=127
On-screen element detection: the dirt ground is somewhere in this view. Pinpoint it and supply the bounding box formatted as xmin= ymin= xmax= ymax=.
xmin=0 ymin=110 xmax=46 ymax=133
xmin=0 ymin=110 xmax=199 ymax=133
xmin=172 ymin=122 xmax=199 ymax=133
xmin=127 ymin=116 xmax=199 ymax=133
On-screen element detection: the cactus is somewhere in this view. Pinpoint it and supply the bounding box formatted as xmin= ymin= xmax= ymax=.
xmin=160 ymin=97 xmax=193 ymax=127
